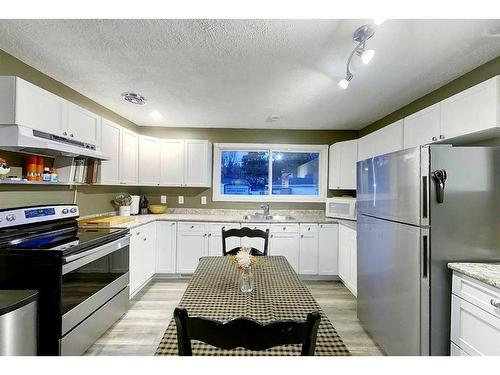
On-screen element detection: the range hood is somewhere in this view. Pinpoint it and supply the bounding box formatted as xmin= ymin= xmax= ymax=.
xmin=0 ymin=125 xmax=109 ymax=160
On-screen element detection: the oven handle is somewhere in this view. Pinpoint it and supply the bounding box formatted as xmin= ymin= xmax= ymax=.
xmin=62 ymin=234 xmax=131 ymax=274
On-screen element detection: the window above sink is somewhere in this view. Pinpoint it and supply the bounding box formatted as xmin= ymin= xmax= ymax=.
xmin=213 ymin=143 xmax=328 ymax=203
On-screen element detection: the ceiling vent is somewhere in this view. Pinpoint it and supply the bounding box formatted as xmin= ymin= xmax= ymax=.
xmin=121 ymin=92 xmax=147 ymax=105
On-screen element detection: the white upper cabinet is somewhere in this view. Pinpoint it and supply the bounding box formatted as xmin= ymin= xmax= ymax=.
xmin=138 ymin=135 xmax=161 ymax=185
xmin=160 ymin=139 xmax=185 ymax=186
xmin=120 ymin=128 xmax=139 ymax=185
xmin=329 ymin=139 xmax=358 ymax=189
xmin=185 ymin=140 xmax=212 ymax=187
xmin=66 ymin=102 xmax=101 ymax=146
xmin=0 ymin=76 xmax=101 ymax=146
xmin=403 ymin=103 xmax=442 ymax=149
xmin=98 ymin=118 xmax=122 ymax=185
xmin=357 ymin=120 xmax=404 ymax=161
xmin=0 ymin=76 xmax=66 ymax=136
xmin=441 ymin=76 xmax=500 ymax=140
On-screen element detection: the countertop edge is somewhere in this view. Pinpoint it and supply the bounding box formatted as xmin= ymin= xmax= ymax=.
xmin=448 ymin=262 xmax=500 ymax=289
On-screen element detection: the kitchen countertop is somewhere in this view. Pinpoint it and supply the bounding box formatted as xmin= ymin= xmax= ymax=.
xmin=82 ymin=209 xmax=357 ymax=230
xmin=448 ymin=263 xmax=500 ymax=289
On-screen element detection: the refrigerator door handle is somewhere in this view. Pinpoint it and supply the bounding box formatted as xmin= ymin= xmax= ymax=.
xmin=422 ymin=176 xmax=428 ymax=219
xmin=422 ymin=234 xmax=429 ymax=279
xmin=421 ymin=229 xmax=430 ymax=355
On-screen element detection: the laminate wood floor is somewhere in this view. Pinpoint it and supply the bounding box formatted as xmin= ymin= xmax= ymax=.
xmin=84 ymin=279 xmax=383 ymax=356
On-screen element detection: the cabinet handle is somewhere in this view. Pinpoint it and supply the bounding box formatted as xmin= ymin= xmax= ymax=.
xmin=62 ymin=131 xmax=67 ymax=136
xmin=190 ymin=225 xmax=194 ymax=229
xmin=203 ymin=233 xmax=207 ymax=237
xmin=307 ymin=227 xmax=311 ymax=231
xmin=320 ymin=224 xmax=323 ymax=228
xmin=432 ymin=136 xmax=437 ymax=142
xmin=136 ymin=232 xmax=140 ymax=236
xmin=208 ymin=233 xmax=212 ymax=237
xmin=143 ymin=238 xmax=146 ymax=241
xmin=439 ymin=135 xmax=445 ymax=140
xmin=491 ymin=299 xmax=500 ymax=308
xmin=70 ymin=133 xmax=74 ymax=137
xmin=171 ymin=223 xmax=175 ymax=226
xmin=282 ymin=227 xmax=286 ymax=231
xmin=301 ymin=234 xmax=304 ymax=238
xmin=270 ymin=234 xmax=274 ymax=238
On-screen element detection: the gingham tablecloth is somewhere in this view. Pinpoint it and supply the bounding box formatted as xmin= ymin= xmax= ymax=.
xmin=155 ymin=256 xmax=350 ymax=356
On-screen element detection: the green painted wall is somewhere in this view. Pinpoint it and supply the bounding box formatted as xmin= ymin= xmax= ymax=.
xmin=360 ymin=55 xmax=500 ymax=137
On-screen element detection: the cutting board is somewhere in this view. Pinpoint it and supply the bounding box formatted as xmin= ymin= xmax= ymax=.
xmin=78 ymin=215 xmax=135 ymax=228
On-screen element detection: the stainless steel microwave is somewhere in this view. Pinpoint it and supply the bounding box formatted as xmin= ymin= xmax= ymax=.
xmin=325 ymin=197 xmax=357 ymax=220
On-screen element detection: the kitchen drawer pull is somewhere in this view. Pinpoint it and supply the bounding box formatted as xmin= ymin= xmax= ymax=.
xmin=136 ymin=232 xmax=140 ymax=236
xmin=208 ymin=233 xmax=212 ymax=237
xmin=307 ymin=227 xmax=311 ymax=231
xmin=190 ymin=225 xmax=194 ymax=229
xmin=300 ymin=234 xmax=304 ymax=238
xmin=143 ymin=238 xmax=146 ymax=241
xmin=432 ymin=136 xmax=437 ymax=141
xmin=282 ymin=227 xmax=286 ymax=231
xmin=62 ymin=131 xmax=67 ymax=136
xmin=439 ymin=135 xmax=445 ymax=140
xmin=490 ymin=299 xmax=500 ymax=308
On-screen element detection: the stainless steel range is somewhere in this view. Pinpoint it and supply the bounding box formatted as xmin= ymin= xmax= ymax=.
xmin=0 ymin=204 xmax=130 ymax=355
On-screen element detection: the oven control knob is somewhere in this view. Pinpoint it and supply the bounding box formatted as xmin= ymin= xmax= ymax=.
xmin=62 ymin=208 xmax=69 ymax=214
xmin=6 ymin=214 xmax=16 ymax=222
xmin=70 ymin=208 xmax=77 ymax=213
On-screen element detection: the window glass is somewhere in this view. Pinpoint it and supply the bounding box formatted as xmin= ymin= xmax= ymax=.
xmin=271 ymin=152 xmax=320 ymax=195
xmin=220 ymin=151 xmax=269 ymax=196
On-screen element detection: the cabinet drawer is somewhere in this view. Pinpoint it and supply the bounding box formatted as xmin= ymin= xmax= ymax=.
xmin=242 ymin=223 xmax=270 ymax=232
xmin=451 ymin=295 xmax=500 ymax=355
xmin=208 ymin=223 xmax=240 ymax=234
xmin=300 ymin=224 xmax=318 ymax=234
xmin=452 ymin=273 xmax=500 ymax=318
xmin=270 ymin=224 xmax=300 ymax=233
xmin=178 ymin=222 xmax=207 ymax=233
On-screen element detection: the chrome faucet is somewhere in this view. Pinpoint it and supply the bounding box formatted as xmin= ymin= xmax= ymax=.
xmin=260 ymin=203 xmax=270 ymax=216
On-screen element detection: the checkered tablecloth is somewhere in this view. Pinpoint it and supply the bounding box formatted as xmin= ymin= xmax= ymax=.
xmin=155 ymin=256 xmax=350 ymax=356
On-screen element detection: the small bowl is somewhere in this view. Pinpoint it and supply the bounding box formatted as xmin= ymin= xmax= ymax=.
xmin=149 ymin=204 xmax=167 ymax=214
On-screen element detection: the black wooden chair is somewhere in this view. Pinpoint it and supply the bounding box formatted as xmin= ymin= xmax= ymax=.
xmin=221 ymin=227 xmax=269 ymax=256
xmin=173 ymin=307 xmax=321 ymax=355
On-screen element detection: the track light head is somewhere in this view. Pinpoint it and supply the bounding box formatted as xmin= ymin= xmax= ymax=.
xmin=338 ymin=73 xmax=353 ymax=90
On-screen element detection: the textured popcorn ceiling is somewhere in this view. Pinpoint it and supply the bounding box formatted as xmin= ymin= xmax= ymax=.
xmin=0 ymin=19 xmax=499 ymax=129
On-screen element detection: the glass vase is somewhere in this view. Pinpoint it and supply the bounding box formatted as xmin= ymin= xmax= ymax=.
xmin=240 ymin=268 xmax=254 ymax=293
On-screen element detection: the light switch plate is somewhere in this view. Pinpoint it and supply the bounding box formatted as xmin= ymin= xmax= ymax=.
xmin=201 ymin=196 xmax=207 ymax=205
xmin=178 ymin=196 xmax=184 ymax=204
xmin=160 ymin=195 xmax=167 ymax=204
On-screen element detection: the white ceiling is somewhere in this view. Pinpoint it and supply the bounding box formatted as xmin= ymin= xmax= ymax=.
xmin=0 ymin=19 xmax=499 ymax=130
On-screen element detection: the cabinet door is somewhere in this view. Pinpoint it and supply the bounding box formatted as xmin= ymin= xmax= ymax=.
xmin=339 ymin=140 xmax=358 ymax=189
xmin=403 ymin=103 xmax=441 ymax=148
xmin=240 ymin=223 xmax=269 ymax=253
xmin=15 ymin=77 xmax=66 ymax=136
xmin=328 ymin=143 xmax=341 ymax=189
xmin=357 ymin=120 xmax=404 ymax=161
xmin=185 ymin=140 xmax=212 ymax=187
xmin=441 ymin=76 xmax=499 ymax=140
xmin=299 ymin=224 xmax=318 ymax=275
xmin=98 ymin=119 xmax=121 ymax=185
xmin=349 ymin=228 xmax=357 ymax=296
xmin=160 ymin=139 xmax=184 ymax=186
xmin=177 ymin=223 xmax=207 ymax=274
xmin=129 ymin=229 xmax=143 ymax=297
xmin=318 ymin=224 xmax=339 ymax=276
xmin=208 ymin=223 xmax=241 ymax=256
xmin=156 ymin=222 xmax=177 ymax=273
xmin=66 ymin=102 xmax=101 ymax=146
xmin=138 ymin=135 xmax=161 ymax=185
xmin=121 ymin=128 xmax=139 ymax=185
xmin=141 ymin=222 xmax=157 ymax=280
xmin=270 ymin=225 xmax=300 ymax=272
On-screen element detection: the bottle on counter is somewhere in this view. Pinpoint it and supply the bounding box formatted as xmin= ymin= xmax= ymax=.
xmin=36 ymin=156 xmax=44 ymax=181
xmin=50 ymin=168 xmax=59 ymax=182
xmin=24 ymin=155 xmax=37 ymax=181
xmin=42 ymin=167 xmax=51 ymax=182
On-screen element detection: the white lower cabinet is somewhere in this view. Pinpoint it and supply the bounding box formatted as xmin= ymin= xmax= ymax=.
xmin=270 ymin=224 xmax=300 ymax=273
xmin=318 ymin=224 xmax=339 ymax=276
xmin=241 ymin=223 xmax=270 ymax=252
xmin=129 ymin=222 xmax=156 ymax=297
xmin=155 ymin=221 xmax=177 ymax=274
xmin=177 ymin=222 xmax=208 ymax=274
xmin=299 ymin=224 xmax=318 ymax=275
xmin=338 ymin=225 xmax=357 ymax=296
xmin=450 ymin=273 xmax=500 ymax=356
xmin=208 ymin=223 xmax=241 ymax=256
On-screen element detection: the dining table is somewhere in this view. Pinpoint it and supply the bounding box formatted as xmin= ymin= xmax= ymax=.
xmin=155 ymin=256 xmax=350 ymax=355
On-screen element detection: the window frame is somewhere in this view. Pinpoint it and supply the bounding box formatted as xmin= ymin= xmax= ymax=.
xmin=212 ymin=143 xmax=328 ymax=202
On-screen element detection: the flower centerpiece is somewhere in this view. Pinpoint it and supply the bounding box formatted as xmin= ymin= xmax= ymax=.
xmin=228 ymin=247 xmax=265 ymax=293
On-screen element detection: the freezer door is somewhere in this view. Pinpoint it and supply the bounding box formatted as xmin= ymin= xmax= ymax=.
xmin=357 ymin=146 xmax=429 ymax=226
xmin=357 ymin=215 xmax=428 ymax=355
xmin=428 ymin=146 xmax=500 ymax=355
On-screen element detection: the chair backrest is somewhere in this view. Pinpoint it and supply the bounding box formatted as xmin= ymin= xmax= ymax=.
xmin=174 ymin=307 xmax=321 ymax=355
xmin=221 ymin=227 xmax=269 ymax=256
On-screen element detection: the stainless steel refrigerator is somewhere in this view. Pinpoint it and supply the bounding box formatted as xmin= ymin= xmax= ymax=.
xmin=356 ymin=145 xmax=500 ymax=356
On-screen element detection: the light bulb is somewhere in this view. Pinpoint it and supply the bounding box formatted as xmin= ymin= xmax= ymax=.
xmin=150 ymin=111 xmax=163 ymax=121
xmin=374 ymin=18 xmax=386 ymax=26
xmin=338 ymin=78 xmax=350 ymax=90
xmin=361 ymin=49 xmax=375 ymax=64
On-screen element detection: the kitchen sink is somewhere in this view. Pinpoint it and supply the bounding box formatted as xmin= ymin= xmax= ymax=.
xmin=243 ymin=214 xmax=295 ymax=221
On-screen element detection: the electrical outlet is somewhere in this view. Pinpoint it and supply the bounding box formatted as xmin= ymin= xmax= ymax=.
xmin=178 ymin=196 xmax=184 ymax=204
xmin=160 ymin=195 xmax=167 ymax=204
xmin=201 ymin=196 xmax=207 ymax=205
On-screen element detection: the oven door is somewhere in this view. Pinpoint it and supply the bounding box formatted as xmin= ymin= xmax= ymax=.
xmin=61 ymin=234 xmax=130 ymax=336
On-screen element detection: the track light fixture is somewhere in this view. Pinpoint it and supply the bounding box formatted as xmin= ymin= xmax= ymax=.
xmin=339 ymin=21 xmax=381 ymax=89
